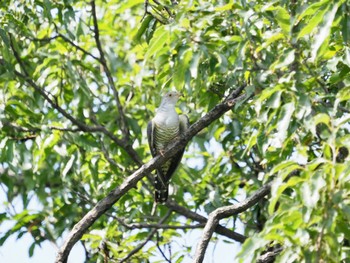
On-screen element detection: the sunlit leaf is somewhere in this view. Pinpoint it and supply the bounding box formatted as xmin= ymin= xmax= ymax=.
xmin=145 ymin=25 xmax=169 ymax=60
xmin=275 ymin=7 xmax=291 ymax=36
xmin=297 ymin=7 xmax=329 ymax=39
xmin=311 ymin=3 xmax=339 ymax=62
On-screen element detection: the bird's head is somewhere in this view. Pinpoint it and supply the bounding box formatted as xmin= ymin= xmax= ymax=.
xmin=160 ymin=91 xmax=182 ymax=106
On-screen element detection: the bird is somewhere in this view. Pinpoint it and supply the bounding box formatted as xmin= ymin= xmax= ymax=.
xmin=147 ymin=91 xmax=189 ymax=203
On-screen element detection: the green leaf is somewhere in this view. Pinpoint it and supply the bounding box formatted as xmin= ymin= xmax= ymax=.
xmin=0 ymin=231 xmax=11 ymax=246
xmin=28 ymin=242 xmax=36 ymax=257
xmin=313 ymin=113 xmax=331 ymax=127
xmin=175 ymin=255 xmax=185 ymax=263
xmin=275 ymin=7 xmax=291 ymax=36
xmin=302 ymin=172 xmax=326 ymax=208
xmin=270 ymin=161 xmax=301 ymax=176
xmin=273 ymin=102 xmax=295 ymax=147
xmin=0 ymin=28 xmax=10 ymax=47
xmin=145 ymin=25 xmax=169 ymax=60
xmin=336 ymin=86 xmax=350 ymax=102
xmin=342 ymin=8 xmax=350 ymax=44
xmin=311 ymin=3 xmax=339 ymax=61
xmin=62 ymin=155 xmax=75 ymax=179
xmin=215 ymin=3 xmax=234 ymax=12
xmin=296 ymin=0 xmax=329 ymax=22
xmin=189 ymin=51 xmax=201 ymax=78
xmin=236 ymin=237 xmax=268 ymax=262
xmin=134 ymin=15 xmax=153 ymax=43
xmin=271 ymin=49 xmax=295 ymax=70
xmin=115 ymin=0 xmax=144 ymax=14
xmin=297 ymin=7 xmax=329 ymax=39
xmin=173 ymin=48 xmax=192 ymax=90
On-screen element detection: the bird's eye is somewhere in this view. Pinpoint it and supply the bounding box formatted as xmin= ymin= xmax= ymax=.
xmin=169 ymin=94 xmax=172 ymax=97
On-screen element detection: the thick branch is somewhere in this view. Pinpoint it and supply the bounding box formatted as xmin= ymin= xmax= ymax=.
xmin=55 ymin=88 xmax=246 ymax=263
xmin=193 ymin=182 xmax=272 ymax=263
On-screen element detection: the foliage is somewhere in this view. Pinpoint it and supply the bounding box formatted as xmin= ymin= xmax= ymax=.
xmin=0 ymin=0 xmax=350 ymax=262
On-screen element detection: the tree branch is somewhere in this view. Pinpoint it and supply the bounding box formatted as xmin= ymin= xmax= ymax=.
xmin=156 ymin=232 xmax=171 ymax=263
xmin=55 ymin=87 xmax=246 ymax=263
xmin=119 ymin=210 xmax=172 ymax=262
xmin=113 ymin=215 xmax=206 ymax=230
xmin=31 ymin=29 xmax=101 ymax=62
xmin=90 ymin=0 xmax=130 ymax=141
xmin=8 ymin=34 xmax=142 ymax=165
xmin=193 ymin=182 xmax=272 ymax=263
xmin=56 ymin=33 xmax=101 ymax=62
xmin=166 ymin=200 xmax=247 ymax=243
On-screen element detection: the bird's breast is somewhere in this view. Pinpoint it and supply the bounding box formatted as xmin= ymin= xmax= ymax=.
xmin=154 ymin=111 xmax=180 ymax=128
xmin=153 ymin=111 xmax=180 ymax=150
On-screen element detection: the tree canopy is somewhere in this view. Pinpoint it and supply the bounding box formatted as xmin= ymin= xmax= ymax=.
xmin=1 ymin=0 xmax=350 ymax=262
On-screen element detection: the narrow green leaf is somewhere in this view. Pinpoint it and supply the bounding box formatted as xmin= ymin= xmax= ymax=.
xmin=342 ymin=8 xmax=350 ymax=44
xmin=296 ymin=0 xmax=329 ymax=22
xmin=173 ymin=48 xmax=192 ymax=90
xmin=336 ymin=86 xmax=350 ymax=102
xmin=297 ymin=7 xmax=329 ymax=39
xmin=145 ymin=26 xmax=169 ymax=60
xmin=215 ymin=3 xmax=233 ymax=11
xmin=311 ymin=3 xmax=339 ymax=61
xmin=28 ymin=242 xmax=36 ymax=257
xmin=242 ymin=129 xmax=258 ymax=157
xmin=133 ymin=15 xmax=153 ymax=43
xmin=176 ymin=255 xmax=185 ymax=263
xmin=0 ymin=231 xmax=11 ymax=246
xmin=0 ymin=28 xmax=10 ymax=47
xmin=189 ymin=51 xmax=200 ymax=78
xmin=275 ymin=7 xmax=291 ymax=36
xmin=115 ymin=0 xmax=144 ymax=14
xmin=62 ymin=155 xmax=75 ymax=179
xmin=274 ymin=102 xmax=295 ymax=146
xmin=270 ymin=161 xmax=301 ymax=175
xmin=271 ymin=49 xmax=295 ymax=70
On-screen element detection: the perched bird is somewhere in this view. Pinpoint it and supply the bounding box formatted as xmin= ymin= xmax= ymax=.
xmin=147 ymin=91 xmax=189 ymax=203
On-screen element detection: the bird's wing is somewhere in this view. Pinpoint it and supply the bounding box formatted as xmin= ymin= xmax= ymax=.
xmin=179 ymin=114 xmax=190 ymax=133
xmin=147 ymin=119 xmax=157 ymax=157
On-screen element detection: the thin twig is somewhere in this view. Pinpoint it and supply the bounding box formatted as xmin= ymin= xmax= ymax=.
xmin=90 ymin=0 xmax=130 ymax=141
xmin=119 ymin=210 xmax=172 ymax=262
xmin=100 ymin=139 xmax=126 ymax=171
xmin=156 ymin=232 xmax=171 ymax=263
xmin=49 ymin=126 xmax=81 ymax=132
xmin=141 ymin=0 xmax=150 ymax=22
xmin=113 ymin=216 xmax=206 ymax=230
xmin=57 ymin=33 xmax=101 ymax=62
xmin=166 ymin=199 xmax=247 ymax=243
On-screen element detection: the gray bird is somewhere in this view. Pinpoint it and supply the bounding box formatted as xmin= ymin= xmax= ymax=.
xmin=147 ymin=91 xmax=189 ymax=203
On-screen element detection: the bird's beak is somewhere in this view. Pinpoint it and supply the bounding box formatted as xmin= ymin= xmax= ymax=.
xmin=178 ymin=92 xmax=183 ymax=98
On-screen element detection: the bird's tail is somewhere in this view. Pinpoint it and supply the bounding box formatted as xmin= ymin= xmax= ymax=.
xmin=154 ymin=172 xmax=168 ymax=203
